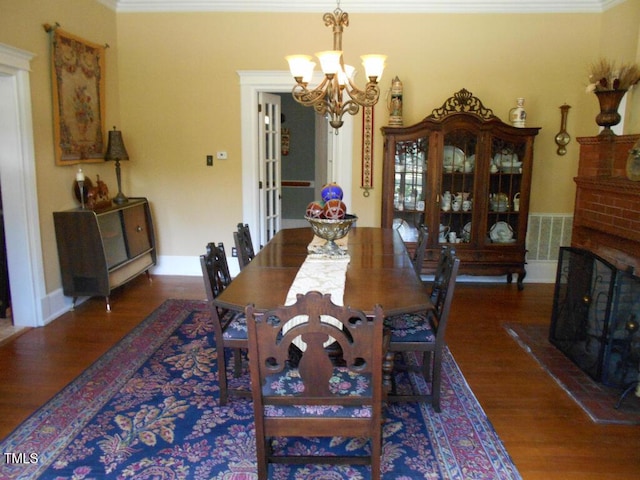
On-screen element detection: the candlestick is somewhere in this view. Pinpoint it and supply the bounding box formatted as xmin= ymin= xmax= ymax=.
xmin=78 ymin=181 xmax=85 ymax=209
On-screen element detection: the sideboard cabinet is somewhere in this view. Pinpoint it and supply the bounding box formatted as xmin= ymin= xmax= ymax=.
xmin=381 ymin=89 xmax=540 ymax=288
xmin=54 ymin=198 xmax=156 ymax=310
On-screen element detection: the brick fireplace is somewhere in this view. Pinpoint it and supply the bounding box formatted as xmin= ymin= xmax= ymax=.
xmin=572 ymin=134 xmax=640 ymax=274
xmin=549 ymin=134 xmax=640 ymax=390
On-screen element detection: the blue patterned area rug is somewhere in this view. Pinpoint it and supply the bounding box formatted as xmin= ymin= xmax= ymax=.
xmin=0 ymin=300 xmax=520 ymax=479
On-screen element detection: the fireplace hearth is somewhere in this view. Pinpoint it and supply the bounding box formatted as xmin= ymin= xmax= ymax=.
xmin=549 ymin=247 xmax=640 ymax=388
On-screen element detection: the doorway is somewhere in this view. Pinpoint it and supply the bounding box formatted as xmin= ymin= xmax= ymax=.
xmin=0 ymin=43 xmax=46 ymax=327
xmin=276 ymin=92 xmax=328 ymax=230
xmin=0 ymin=183 xmax=9 ymax=319
xmin=239 ymin=70 xmax=353 ymax=243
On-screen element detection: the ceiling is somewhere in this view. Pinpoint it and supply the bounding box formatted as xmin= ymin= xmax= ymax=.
xmin=97 ymin=0 xmax=623 ymax=14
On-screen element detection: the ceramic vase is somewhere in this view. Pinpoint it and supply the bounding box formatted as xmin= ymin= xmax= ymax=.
xmin=387 ymin=76 xmax=404 ymax=126
xmin=509 ymin=98 xmax=526 ymax=128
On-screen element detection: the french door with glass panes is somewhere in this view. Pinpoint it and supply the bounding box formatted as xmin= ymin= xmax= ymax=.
xmin=258 ymin=92 xmax=281 ymax=246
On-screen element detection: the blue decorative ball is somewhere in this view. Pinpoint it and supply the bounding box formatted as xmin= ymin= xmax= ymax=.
xmin=321 ymin=183 xmax=343 ymax=203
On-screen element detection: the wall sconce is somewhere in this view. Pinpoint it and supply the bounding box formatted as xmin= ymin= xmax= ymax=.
xmin=555 ymin=104 xmax=571 ymax=155
xmin=104 ymin=126 xmax=130 ymax=204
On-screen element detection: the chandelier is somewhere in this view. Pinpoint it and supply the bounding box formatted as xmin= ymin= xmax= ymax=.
xmin=286 ymin=3 xmax=386 ymax=130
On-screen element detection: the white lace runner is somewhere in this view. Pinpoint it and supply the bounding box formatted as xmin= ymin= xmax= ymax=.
xmin=306 ymin=234 xmax=349 ymax=255
xmin=284 ymin=253 xmax=351 ymax=350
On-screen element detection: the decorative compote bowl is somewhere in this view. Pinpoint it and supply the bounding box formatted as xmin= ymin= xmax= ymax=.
xmin=305 ymin=214 xmax=357 ymax=256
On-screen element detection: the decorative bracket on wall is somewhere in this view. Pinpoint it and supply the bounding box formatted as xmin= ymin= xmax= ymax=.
xmin=43 ymin=22 xmax=60 ymax=33
xmin=555 ymin=104 xmax=571 ymax=156
xmin=43 ymin=22 xmax=110 ymax=48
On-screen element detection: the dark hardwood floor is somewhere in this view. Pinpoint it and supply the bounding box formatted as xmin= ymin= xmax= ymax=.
xmin=0 ymin=275 xmax=638 ymax=479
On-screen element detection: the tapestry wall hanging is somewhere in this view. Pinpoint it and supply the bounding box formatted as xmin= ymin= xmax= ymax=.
xmin=48 ymin=25 xmax=106 ymax=165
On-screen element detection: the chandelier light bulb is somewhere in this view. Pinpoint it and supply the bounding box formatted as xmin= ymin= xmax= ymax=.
xmin=286 ymin=55 xmax=314 ymax=81
xmin=361 ymin=54 xmax=387 ymax=81
xmin=316 ymin=50 xmax=342 ymax=75
xmin=302 ymin=62 xmax=316 ymax=84
xmin=338 ymin=64 xmax=355 ymax=86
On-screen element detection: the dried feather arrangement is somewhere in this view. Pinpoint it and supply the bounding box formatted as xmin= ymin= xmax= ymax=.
xmin=586 ymin=59 xmax=640 ymax=92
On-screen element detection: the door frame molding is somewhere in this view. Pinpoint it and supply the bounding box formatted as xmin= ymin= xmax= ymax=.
xmin=0 ymin=43 xmax=46 ymax=327
xmin=238 ymin=70 xmax=353 ymax=237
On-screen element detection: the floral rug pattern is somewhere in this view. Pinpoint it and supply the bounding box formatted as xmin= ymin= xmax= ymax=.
xmin=0 ymin=300 xmax=520 ymax=479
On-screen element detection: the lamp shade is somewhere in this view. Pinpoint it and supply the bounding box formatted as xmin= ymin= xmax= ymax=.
xmin=361 ymin=54 xmax=386 ymax=81
xmin=316 ymin=50 xmax=342 ymax=75
xmin=104 ymin=127 xmax=129 ymax=161
xmin=286 ymin=55 xmax=314 ymax=80
xmin=337 ymin=64 xmax=356 ymax=86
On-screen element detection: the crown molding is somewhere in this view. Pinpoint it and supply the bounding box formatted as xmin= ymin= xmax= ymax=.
xmin=97 ymin=0 xmax=625 ymax=14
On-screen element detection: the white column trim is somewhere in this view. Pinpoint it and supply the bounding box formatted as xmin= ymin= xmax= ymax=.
xmin=0 ymin=43 xmax=48 ymax=326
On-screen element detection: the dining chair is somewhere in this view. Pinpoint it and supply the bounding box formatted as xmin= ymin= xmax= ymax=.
xmin=384 ymin=247 xmax=460 ymax=412
xmin=245 ymin=291 xmax=388 ymax=480
xmin=200 ymin=242 xmax=249 ymax=406
xmin=430 ymin=245 xmax=457 ymax=302
xmin=233 ymin=222 xmax=256 ymax=271
xmin=411 ymin=224 xmax=429 ymax=279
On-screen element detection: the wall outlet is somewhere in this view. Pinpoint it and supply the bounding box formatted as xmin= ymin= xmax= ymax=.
xmin=231 ymin=247 xmax=238 ymax=257
xmin=206 ymin=155 xmax=213 ymax=166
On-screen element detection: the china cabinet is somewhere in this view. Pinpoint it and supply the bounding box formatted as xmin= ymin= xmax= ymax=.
xmin=53 ymin=198 xmax=156 ymax=310
xmin=381 ymin=89 xmax=540 ymax=289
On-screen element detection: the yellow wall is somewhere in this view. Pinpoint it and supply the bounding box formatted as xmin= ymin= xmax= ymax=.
xmin=600 ymin=0 xmax=640 ymax=131
xmin=1 ymin=0 xmax=639 ymax=295
xmin=116 ymin=7 xmax=637 ymax=246
xmin=0 ymin=0 xmax=120 ymax=292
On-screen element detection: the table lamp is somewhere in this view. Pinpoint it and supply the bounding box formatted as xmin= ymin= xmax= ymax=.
xmin=104 ymin=126 xmax=130 ymax=205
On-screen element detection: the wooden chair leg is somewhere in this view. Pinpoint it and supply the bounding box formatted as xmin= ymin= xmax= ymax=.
xmin=256 ymin=434 xmax=269 ymax=479
xmin=383 ymin=349 xmax=394 ymax=399
xmin=422 ymin=351 xmax=433 ymax=381
xmin=431 ymin=350 xmax=442 ymax=413
xmin=233 ymin=347 xmax=243 ymax=377
xmin=218 ymin=348 xmax=229 ymax=406
xmin=371 ymin=431 xmax=382 ymax=480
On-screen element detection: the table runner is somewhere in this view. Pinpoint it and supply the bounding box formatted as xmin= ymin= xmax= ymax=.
xmin=284 ymin=255 xmax=350 ymax=306
xmin=306 ymin=234 xmax=349 ymax=254
xmin=283 ymin=243 xmax=351 ymax=349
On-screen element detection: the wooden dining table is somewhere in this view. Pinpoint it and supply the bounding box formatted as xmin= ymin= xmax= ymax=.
xmin=213 ymin=226 xmax=433 ymax=316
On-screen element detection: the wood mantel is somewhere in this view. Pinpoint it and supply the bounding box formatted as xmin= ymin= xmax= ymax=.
xmin=572 ymin=134 xmax=640 ymax=274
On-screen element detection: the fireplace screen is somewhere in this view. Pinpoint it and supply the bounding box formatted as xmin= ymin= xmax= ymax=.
xmin=549 ymin=247 xmax=640 ymax=388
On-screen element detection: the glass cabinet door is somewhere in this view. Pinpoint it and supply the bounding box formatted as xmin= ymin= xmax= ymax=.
xmin=393 ymin=137 xmax=428 ymax=242
xmin=486 ymin=136 xmax=527 ymax=245
xmin=382 ymin=89 xmax=539 ymax=288
xmin=439 ymin=129 xmax=478 ymax=245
